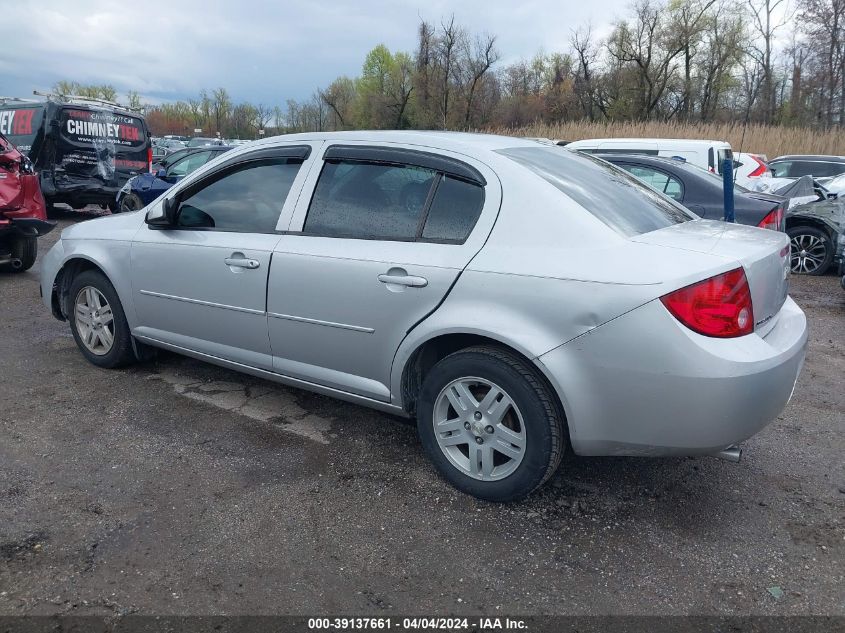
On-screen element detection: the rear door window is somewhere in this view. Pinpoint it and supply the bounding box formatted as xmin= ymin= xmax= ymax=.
xmin=304 ymin=161 xmax=436 ymax=240
xmin=620 ymin=165 xmax=684 ymax=201
xmin=168 ymin=151 xmax=212 ymax=178
xmin=788 ymin=161 xmax=844 ymax=178
xmin=498 ymin=147 xmax=694 ymax=237
xmin=770 ymin=161 xmax=791 ymax=178
xmin=304 ymin=156 xmax=486 ymax=243
xmin=421 ymin=176 xmax=484 ymax=242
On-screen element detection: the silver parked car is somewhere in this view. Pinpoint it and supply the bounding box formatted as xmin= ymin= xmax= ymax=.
xmin=40 ymin=132 xmax=808 ymax=501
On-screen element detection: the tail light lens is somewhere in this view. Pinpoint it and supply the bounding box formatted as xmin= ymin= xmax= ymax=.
xmin=746 ymin=154 xmax=770 ymax=178
xmin=660 ymin=268 xmax=754 ymax=338
xmin=147 ymin=147 xmax=153 ymax=173
xmin=757 ymin=206 xmax=784 ymax=231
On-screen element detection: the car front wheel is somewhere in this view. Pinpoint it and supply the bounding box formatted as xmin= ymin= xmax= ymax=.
xmin=118 ymin=193 xmax=145 ymax=214
xmin=68 ymin=270 xmax=137 ymax=368
xmin=416 ymin=345 xmax=565 ymax=502
xmin=788 ymin=226 xmax=833 ymax=275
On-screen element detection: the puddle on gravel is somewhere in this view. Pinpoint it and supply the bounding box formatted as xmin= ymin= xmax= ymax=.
xmin=147 ymin=369 xmax=332 ymax=444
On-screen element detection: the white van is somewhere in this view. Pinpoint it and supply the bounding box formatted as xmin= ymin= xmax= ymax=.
xmin=566 ymin=138 xmax=734 ymax=174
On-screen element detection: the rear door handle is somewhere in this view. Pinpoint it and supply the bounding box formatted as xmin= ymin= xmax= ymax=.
xmin=378 ymin=273 xmax=428 ymax=288
xmin=224 ymin=256 xmax=260 ymax=269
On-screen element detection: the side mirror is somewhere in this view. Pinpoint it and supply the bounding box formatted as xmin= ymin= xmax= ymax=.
xmin=163 ymin=197 xmax=178 ymax=224
xmin=156 ymin=168 xmax=166 ymax=178
xmin=144 ymin=197 xmax=178 ymax=227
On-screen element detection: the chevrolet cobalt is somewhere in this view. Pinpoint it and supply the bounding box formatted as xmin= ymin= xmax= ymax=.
xmin=41 ymin=132 xmax=808 ymax=501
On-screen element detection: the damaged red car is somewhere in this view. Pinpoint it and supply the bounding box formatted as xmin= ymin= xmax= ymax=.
xmin=0 ymin=131 xmax=54 ymax=272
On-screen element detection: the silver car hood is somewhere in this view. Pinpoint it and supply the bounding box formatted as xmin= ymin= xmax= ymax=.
xmin=60 ymin=209 xmax=145 ymax=241
xmin=633 ymin=220 xmax=790 ymax=330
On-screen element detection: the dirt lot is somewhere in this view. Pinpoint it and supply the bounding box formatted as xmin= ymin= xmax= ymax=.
xmin=1 ymin=212 xmax=843 ymax=619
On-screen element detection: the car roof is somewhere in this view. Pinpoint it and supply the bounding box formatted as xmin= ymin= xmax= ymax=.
xmin=771 ymin=155 xmax=845 ymax=162
xmin=595 ymin=153 xmax=690 ymax=168
xmin=567 ymin=137 xmax=730 ymax=147
xmin=177 ymin=145 xmax=232 ymax=153
xmin=244 ymin=130 xmax=545 ymax=157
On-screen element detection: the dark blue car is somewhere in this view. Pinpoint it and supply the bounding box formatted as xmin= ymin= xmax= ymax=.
xmin=115 ymin=145 xmax=233 ymax=213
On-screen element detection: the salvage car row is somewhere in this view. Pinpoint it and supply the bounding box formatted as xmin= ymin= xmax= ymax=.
xmin=0 ymin=92 xmax=841 ymax=501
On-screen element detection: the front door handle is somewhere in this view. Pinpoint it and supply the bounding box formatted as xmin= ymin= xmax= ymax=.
xmin=378 ymin=272 xmax=428 ymax=288
xmin=224 ymin=256 xmax=260 ymax=269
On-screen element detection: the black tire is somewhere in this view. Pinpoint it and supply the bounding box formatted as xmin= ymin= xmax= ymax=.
xmin=1 ymin=235 xmax=37 ymax=273
xmin=787 ymin=225 xmax=833 ymax=275
xmin=67 ymin=270 xmax=136 ymax=368
xmin=416 ymin=345 xmax=565 ymax=502
xmin=119 ymin=193 xmax=145 ymax=214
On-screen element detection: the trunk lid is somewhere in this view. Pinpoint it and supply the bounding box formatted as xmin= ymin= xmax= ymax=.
xmin=633 ymin=220 xmax=790 ymax=331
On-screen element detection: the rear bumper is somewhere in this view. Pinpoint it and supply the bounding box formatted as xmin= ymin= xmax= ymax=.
xmin=0 ymin=217 xmax=56 ymax=237
xmin=537 ymin=295 xmax=808 ymax=456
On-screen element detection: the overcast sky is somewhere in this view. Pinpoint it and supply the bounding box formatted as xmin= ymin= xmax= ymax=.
xmin=1 ymin=0 xmax=631 ymax=107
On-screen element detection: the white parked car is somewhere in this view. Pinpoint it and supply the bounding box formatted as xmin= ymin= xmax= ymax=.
xmin=565 ymin=138 xmax=733 ymax=174
xmin=733 ymin=152 xmax=772 ymax=184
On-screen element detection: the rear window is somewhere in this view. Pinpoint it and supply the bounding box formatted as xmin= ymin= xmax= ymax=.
xmin=497 ymin=147 xmax=694 ymax=237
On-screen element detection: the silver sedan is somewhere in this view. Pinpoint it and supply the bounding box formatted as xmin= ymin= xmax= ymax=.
xmin=40 ymin=132 xmax=808 ymax=501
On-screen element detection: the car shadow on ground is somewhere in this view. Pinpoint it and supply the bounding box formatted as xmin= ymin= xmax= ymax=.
xmin=131 ymin=348 xmax=755 ymax=541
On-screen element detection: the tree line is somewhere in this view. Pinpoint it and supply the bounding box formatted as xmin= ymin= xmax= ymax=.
xmin=55 ymin=0 xmax=845 ymax=137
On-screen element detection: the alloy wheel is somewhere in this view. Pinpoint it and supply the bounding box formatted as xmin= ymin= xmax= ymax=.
xmin=790 ymin=233 xmax=828 ymax=274
xmin=74 ymin=286 xmax=115 ymax=356
xmin=432 ymin=377 xmax=526 ymax=481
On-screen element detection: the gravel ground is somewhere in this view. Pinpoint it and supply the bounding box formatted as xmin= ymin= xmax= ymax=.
xmin=0 ymin=211 xmax=843 ymax=618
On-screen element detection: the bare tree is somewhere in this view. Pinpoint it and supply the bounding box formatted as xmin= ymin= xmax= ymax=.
xmin=211 ymin=87 xmax=231 ymax=135
xmin=437 ymin=15 xmax=463 ymax=128
xmin=747 ymin=0 xmax=792 ymax=122
xmin=606 ymin=0 xmax=687 ymax=119
xmin=669 ymin=0 xmax=718 ymax=119
xmin=798 ymin=0 xmax=845 ymax=125
xmin=571 ymin=26 xmax=601 ymax=119
xmin=460 ymin=33 xmax=499 ymax=127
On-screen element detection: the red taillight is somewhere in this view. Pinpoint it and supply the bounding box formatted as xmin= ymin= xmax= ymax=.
xmin=147 ymin=147 xmax=153 ymax=173
xmin=660 ymin=268 xmax=754 ymax=338
xmin=757 ymin=206 xmax=784 ymax=231
xmin=746 ymin=154 xmax=770 ymax=178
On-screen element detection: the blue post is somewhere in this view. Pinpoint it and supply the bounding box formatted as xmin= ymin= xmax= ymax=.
xmin=722 ymin=158 xmax=735 ymax=222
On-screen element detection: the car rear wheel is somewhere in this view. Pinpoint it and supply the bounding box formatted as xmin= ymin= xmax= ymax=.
xmin=788 ymin=226 xmax=833 ymax=275
xmin=68 ymin=270 xmax=136 ymax=368
xmin=416 ymin=345 xmax=565 ymax=502
xmin=118 ymin=193 xmax=145 ymax=214
xmin=1 ymin=235 xmax=37 ymax=273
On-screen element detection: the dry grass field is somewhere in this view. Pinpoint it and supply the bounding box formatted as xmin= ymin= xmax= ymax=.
xmin=499 ymin=120 xmax=845 ymax=158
